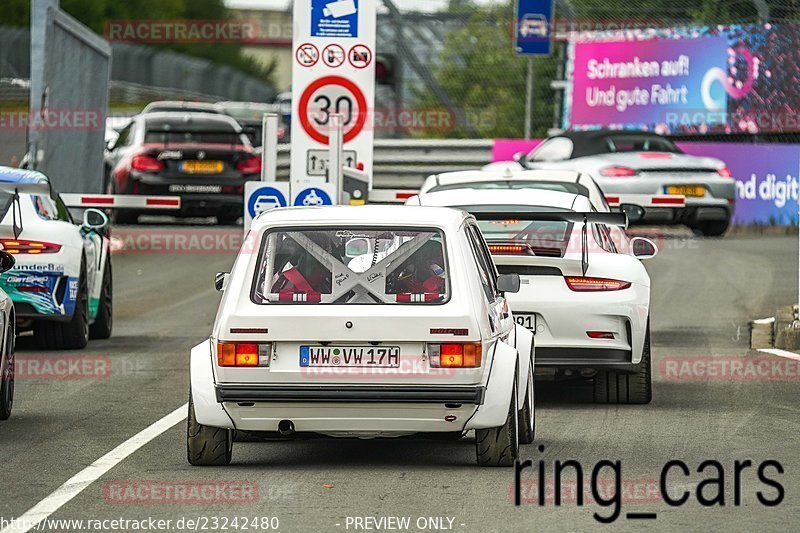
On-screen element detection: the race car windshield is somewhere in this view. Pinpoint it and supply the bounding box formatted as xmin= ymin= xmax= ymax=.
xmin=430 ymin=181 xmax=589 ymax=197
xmin=144 ymin=118 xmax=244 ymax=145
xmin=605 ymin=136 xmax=680 ymax=153
xmin=251 ymin=228 xmax=449 ymax=305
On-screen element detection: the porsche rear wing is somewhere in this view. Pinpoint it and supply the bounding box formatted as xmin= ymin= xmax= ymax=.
xmin=468 ymin=210 xmax=629 ymax=276
xmin=0 ymin=179 xmax=52 ymax=238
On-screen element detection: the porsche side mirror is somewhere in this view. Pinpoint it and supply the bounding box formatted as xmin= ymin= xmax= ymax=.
xmin=0 ymin=251 xmax=15 ymax=273
xmin=82 ymin=208 xmax=109 ymax=232
xmin=512 ymin=151 xmax=529 ymax=166
xmin=215 ymin=272 xmax=230 ymax=292
xmin=631 ymin=237 xmax=658 ymax=260
xmin=497 ymin=273 xmax=521 ymax=294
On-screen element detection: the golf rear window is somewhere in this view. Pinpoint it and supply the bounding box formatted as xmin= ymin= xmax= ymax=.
xmin=251 ymin=227 xmax=449 ymax=305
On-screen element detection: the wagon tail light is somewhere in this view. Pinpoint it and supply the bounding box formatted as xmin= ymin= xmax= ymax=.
xmin=131 ymin=154 xmax=165 ymax=172
xmin=717 ymin=166 xmax=733 ymax=178
xmin=564 ymin=276 xmax=631 ymax=292
xmin=237 ymin=155 xmax=262 ymax=174
xmin=217 ymin=342 xmax=272 ymax=367
xmin=600 ymin=166 xmax=637 ymax=177
xmin=428 ymin=343 xmax=482 ymax=368
xmin=1 ymin=239 xmax=61 ymax=254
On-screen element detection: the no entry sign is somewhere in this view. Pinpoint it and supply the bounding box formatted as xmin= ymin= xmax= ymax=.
xmin=290 ymin=0 xmax=376 ymax=194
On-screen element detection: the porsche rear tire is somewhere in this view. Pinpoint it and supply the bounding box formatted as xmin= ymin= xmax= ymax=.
xmin=518 ymin=361 xmax=535 ymax=445
xmin=476 ymin=371 xmax=519 ymax=467
xmin=89 ymin=258 xmax=113 ymax=340
xmin=187 ymin=393 xmax=232 ymax=466
xmin=34 ymin=261 xmax=90 ymax=350
xmin=593 ymin=322 xmax=652 ymax=405
xmin=692 ymin=220 xmax=730 ymax=237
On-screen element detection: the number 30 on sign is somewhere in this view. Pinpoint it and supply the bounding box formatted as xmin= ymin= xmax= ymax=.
xmin=298 ymin=76 xmax=368 ymax=145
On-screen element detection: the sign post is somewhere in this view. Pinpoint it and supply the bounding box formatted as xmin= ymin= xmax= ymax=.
xmin=261 ymin=113 xmax=279 ymax=182
xmin=514 ymin=0 xmax=554 ymax=139
xmin=290 ymin=0 xmax=376 ymax=201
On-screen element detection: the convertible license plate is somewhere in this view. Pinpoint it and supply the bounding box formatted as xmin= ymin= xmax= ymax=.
xmin=514 ymin=313 xmax=537 ymax=333
xmin=665 ymin=185 xmax=705 ymax=197
xmin=299 ymin=346 xmax=401 ymax=368
xmin=180 ymin=160 xmax=224 ymax=174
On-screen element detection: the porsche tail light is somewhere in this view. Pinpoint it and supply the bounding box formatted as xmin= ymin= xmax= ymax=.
xmin=488 ymin=244 xmax=528 ymax=255
xmin=565 ymin=276 xmax=631 ymax=292
xmin=131 ymin=155 xmax=165 ymax=173
xmin=1 ymin=239 xmax=61 ymax=254
xmin=237 ymin=155 xmax=262 ymax=175
xmin=717 ymin=167 xmax=733 ymax=178
xmin=428 ymin=343 xmax=482 ymax=368
xmin=217 ymin=342 xmax=271 ymax=367
xmin=600 ymin=166 xmax=637 ymax=177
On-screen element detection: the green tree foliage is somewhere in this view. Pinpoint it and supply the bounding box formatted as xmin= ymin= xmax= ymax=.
xmin=413 ymin=1 xmax=554 ymax=138
xmin=0 ymin=0 xmax=273 ymax=85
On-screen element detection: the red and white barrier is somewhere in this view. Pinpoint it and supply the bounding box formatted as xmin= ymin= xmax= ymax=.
xmin=60 ymin=194 xmax=181 ymax=209
xmin=605 ymin=194 xmax=686 ymax=209
xmin=368 ymin=189 xmax=418 ymax=203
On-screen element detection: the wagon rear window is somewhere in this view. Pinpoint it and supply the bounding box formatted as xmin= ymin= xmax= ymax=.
xmin=251 ymin=228 xmax=449 ymax=305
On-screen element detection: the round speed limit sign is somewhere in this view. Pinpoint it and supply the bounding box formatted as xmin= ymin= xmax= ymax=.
xmin=298 ymin=76 xmax=368 ymax=145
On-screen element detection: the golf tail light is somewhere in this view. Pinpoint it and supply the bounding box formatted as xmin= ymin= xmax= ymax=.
xmin=428 ymin=343 xmax=482 ymax=368
xmin=717 ymin=166 xmax=733 ymax=178
xmin=565 ymin=276 xmax=632 ymax=292
xmin=217 ymin=342 xmax=271 ymax=367
xmin=1 ymin=239 xmax=61 ymax=254
xmin=600 ymin=165 xmax=637 ymax=177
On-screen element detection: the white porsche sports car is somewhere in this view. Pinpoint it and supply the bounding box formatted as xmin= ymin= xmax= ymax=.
xmin=484 ymin=130 xmax=735 ymax=236
xmin=409 ymin=189 xmax=658 ymax=404
xmin=189 ymin=205 xmax=535 ymax=466
xmin=0 ymin=167 xmax=113 ymax=350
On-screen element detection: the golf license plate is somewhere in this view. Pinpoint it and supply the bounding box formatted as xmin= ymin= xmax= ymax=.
xmin=665 ymin=185 xmax=705 ymax=197
xmin=300 ymin=346 xmax=401 ymax=368
xmin=180 ymin=160 xmax=223 ymax=174
xmin=514 ymin=313 xmax=537 ymax=333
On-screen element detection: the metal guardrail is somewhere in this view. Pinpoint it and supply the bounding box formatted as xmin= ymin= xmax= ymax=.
xmin=274 ymin=139 xmax=493 ymax=195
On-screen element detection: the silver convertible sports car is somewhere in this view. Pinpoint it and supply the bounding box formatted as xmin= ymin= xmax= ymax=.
xmin=485 ymin=130 xmax=736 ymax=236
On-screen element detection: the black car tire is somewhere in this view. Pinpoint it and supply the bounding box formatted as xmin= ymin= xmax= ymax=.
xmin=187 ymin=392 xmax=233 ymax=466
xmin=34 ymin=260 xmax=89 ymax=350
xmin=89 ymin=258 xmax=113 ymax=340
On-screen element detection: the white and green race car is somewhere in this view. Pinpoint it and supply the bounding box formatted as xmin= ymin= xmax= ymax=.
xmin=0 ymin=167 xmax=113 ymax=350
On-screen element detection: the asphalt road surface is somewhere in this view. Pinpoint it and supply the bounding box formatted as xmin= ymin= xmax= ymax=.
xmin=1 ymin=227 xmax=798 ymax=533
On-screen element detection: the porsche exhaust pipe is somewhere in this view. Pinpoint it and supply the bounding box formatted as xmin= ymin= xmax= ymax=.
xmin=278 ymin=419 xmax=295 ymax=436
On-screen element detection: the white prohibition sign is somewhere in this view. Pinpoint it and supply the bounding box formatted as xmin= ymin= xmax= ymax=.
xmin=349 ymin=44 xmax=372 ymax=69
xmin=296 ymin=43 xmax=320 ymax=67
xmin=323 ymin=43 xmax=346 ymax=68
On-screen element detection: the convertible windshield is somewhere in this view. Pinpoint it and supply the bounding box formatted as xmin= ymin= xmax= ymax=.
xmin=252 ymin=228 xmax=449 ymax=304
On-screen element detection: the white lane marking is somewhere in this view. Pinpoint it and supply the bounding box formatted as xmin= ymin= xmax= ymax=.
xmin=759 ymin=348 xmax=800 ymax=361
xmin=2 ymin=404 xmax=187 ymax=533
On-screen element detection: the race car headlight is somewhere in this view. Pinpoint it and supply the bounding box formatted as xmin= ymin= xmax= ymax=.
xmin=1 ymin=239 xmax=62 ymax=254
xmin=217 ymin=342 xmax=271 ymax=367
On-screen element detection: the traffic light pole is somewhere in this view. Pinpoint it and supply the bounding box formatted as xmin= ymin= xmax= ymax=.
xmin=524 ymin=57 xmax=535 ymax=139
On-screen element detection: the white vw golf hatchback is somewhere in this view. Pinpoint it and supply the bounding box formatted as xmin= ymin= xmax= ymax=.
xmin=189 ymin=206 xmax=534 ymax=467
